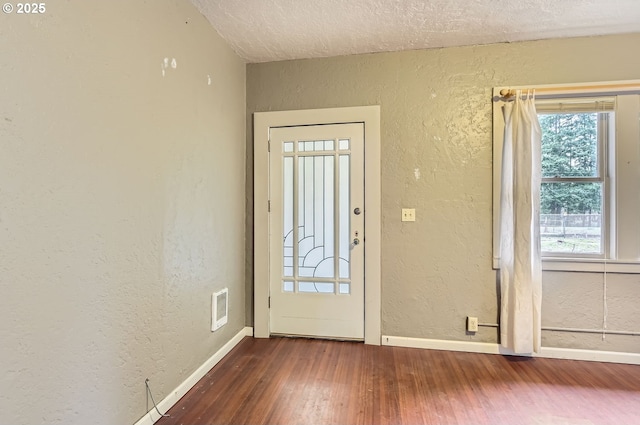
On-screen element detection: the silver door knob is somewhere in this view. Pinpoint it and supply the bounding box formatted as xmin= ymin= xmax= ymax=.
xmin=353 ymin=238 xmax=360 ymax=245
xmin=354 ymin=207 xmax=361 ymax=215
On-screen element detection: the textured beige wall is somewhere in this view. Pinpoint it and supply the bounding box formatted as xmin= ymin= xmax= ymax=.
xmin=0 ymin=1 xmax=245 ymax=424
xmin=246 ymin=33 xmax=640 ymax=352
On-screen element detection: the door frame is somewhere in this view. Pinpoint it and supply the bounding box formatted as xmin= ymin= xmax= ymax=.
xmin=253 ymin=106 xmax=381 ymax=345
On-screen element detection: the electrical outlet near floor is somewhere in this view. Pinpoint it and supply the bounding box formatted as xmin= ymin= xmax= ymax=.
xmin=467 ymin=316 xmax=478 ymax=332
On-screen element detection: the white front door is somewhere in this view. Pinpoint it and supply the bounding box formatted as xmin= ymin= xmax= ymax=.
xmin=269 ymin=123 xmax=365 ymax=339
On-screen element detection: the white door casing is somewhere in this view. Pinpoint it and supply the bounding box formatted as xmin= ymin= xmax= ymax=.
xmin=253 ymin=106 xmax=381 ymax=345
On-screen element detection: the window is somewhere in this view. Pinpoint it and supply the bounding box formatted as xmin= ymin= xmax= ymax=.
xmin=536 ymin=99 xmax=612 ymax=257
xmin=492 ymin=83 xmax=640 ymax=272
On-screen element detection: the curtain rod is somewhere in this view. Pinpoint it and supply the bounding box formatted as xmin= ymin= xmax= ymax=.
xmin=494 ymin=82 xmax=640 ymax=102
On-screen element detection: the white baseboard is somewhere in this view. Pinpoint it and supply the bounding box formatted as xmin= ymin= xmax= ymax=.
xmin=134 ymin=326 xmax=253 ymax=425
xmin=381 ymin=335 xmax=640 ymax=365
xmin=539 ymin=346 xmax=640 ymax=364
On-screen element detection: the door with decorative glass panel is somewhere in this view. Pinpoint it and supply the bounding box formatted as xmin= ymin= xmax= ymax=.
xmin=269 ymin=123 xmax=364 ymax=339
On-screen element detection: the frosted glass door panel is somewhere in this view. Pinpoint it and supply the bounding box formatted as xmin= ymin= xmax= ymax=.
xmin=297 ymin=156 xmax=336 ymax=279
xmin=299 ymin=282 xmax=334 ymax=293
xmin=281 ymin=140 xmax=353 ymax=285
xmin=339 ymin=155 xmax=350 ymax=279
xmin=283 ymin=157 xmax=294 ymax=277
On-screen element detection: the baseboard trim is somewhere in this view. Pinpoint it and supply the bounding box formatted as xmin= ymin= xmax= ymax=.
xmin=381 ymin=335 xmax=640 ymax=365
xmin=538 ymin=346 xmax=640 ymax=364
xmin=134 ymin=326 xmax=253 ymax=425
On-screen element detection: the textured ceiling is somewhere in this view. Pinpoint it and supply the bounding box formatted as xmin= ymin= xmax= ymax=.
xmin=190 ymin=0 xmax=640 ymax=63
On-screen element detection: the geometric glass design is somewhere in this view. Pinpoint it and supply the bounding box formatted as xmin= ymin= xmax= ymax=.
xmin=282 ymin=138 xmax=351 ymax=294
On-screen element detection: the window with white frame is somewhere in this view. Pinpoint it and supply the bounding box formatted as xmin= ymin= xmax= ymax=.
xmin=492 ymin=83 xmax=640 ymax=272
xmin=536 ymin=99 xmax=612 ymax=257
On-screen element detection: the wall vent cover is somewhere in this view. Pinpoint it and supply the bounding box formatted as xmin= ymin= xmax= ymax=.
xmin=212 ymin=288 xmax=228 ymax=331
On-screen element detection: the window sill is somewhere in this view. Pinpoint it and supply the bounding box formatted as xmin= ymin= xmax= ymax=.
xmin=492 ymin=257 xmax=640 ymax=273
xmin=542 ymin=258 xmax=640 ymax=273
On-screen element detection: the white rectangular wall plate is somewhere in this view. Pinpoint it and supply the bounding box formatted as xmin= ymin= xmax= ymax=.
xmin=467 ymin=316 xmax=478 ymax=332
xmin=401 ymin=208 xmax=416 ymax=222
xmin=212 ymin=288 xmax=229 ymax=331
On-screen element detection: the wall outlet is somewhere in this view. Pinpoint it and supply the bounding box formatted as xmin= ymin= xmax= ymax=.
xmin=467 ymin=316 xmax=478 ymax=332
xmin=401 ymin=208 xmax=416 ymax=222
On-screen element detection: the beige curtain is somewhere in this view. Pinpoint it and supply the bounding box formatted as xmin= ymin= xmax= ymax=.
xmin=499 ymin=91 xmax=542 ymax=354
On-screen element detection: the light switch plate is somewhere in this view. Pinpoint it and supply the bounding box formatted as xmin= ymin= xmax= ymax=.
xmin=401 ymin=208 xmax=416 ymax=222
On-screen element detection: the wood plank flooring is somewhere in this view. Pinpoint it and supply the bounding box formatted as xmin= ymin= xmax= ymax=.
xmin=156 ymin=337 xmax=640 ymax=425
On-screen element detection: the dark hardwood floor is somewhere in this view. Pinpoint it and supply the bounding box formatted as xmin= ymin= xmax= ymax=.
xmin=157 ymin=337 xmax=640 ymax=425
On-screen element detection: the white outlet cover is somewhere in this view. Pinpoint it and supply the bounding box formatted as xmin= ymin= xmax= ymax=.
xmin=401 ymin=208 xmax=416 ymax=222
xmin=467 ymin=316 xmax=478 ymax=332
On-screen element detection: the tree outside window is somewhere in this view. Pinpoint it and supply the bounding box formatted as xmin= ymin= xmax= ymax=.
xmin=539 ymin=112 xmax=606 ymax=255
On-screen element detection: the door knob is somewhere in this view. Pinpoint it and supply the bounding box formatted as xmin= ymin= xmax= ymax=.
xmin=354 ymin=207 xmax=361 ymax=215
xmin=353 ymin=238 xmax=360 ymax=245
